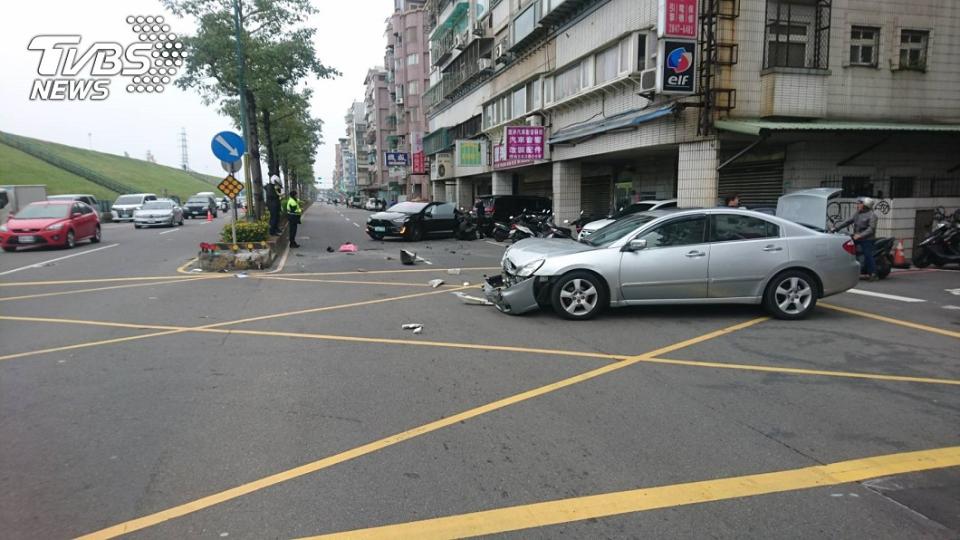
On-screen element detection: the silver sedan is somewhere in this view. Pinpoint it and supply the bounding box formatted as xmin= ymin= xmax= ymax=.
xmin=483 ymin=206 xmax=859 ymax=320
xmin=133 ymin=200 xmax=184 ymax=228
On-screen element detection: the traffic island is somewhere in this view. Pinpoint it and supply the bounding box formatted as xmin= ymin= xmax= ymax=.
xmin=197 ymin=241 xmax=278 ymax=271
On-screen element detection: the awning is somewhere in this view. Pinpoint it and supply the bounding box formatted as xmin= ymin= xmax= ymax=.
xmin=715 ymin=119 xmax=960 ymax=136
xmin=549 ymin=105 xmax=677 ymax=145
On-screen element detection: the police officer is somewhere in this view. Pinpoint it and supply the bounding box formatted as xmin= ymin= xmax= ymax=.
xmin=286 ymin=190 xmax=302 ymax=248
xmin=266 ymin=175 xmax=283 ymax=236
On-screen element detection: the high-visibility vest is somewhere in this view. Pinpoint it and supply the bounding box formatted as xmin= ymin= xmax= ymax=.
xmin=285 ymin=198 xmax=301 ymax=215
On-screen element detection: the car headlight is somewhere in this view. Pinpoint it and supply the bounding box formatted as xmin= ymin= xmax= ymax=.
xmin=515 ymin=259 xmax=545 ymax=277
xmin=392 ymin=217 xmax=408 ymax=224
xmin=0 ymin=224 xmax=7 ymax=232
xmin=46 ymin=222 xmax=65 ymax=231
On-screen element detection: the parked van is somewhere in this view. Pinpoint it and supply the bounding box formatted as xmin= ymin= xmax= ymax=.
xmin=111 ymin=193 xmax=158 ymax=221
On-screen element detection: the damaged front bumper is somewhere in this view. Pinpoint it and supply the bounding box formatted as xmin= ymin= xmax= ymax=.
xmin=482 ymin=274 xmax=543 ymax=315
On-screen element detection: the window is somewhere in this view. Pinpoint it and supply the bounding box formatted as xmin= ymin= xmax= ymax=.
xmin=543 ymin=76 xmax=553 ymax=103
xmin=527 ymin=79 xmax=541 ymax=111
xmin=899 ymin=30 xmax=929 ymax=70
xmin=889 ymin=177 xmax=915 ymax=198
xmin=406 ymin=53 xmax=419 ymax=66
xmin=711 ymin=215 xmax=780 ymax=242
xmin=764 ymin=0 xmax=831 ymax=70
xmin=841 ymin=176 xmax=873 ymax=198
xmin=849 ymin=26 xmax=879 ymax=66
xmin=513 ymin=3 xmax=537 ymax=44
xmin=408 ymin=81 xmax=419 ymax=95
xmin=622 ymin=34 xmax=635 ymax=72
xmin=512 ymin=86 xmax=526 ymax=117
xmin=554 ymin=62 xmax=582 ymax=101
xmin=595 ymin=43 xmax=620 ymax=84
xmin=405 ymin=27 xmax=418 ymax=43
xmin=433 ymin=203 xmax=456 ymax=219
xmin=638 ymin=217 xmax=707 ymax=248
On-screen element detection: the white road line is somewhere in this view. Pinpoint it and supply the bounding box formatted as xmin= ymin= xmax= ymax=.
xmin=485 ymin=240 xmax=507 ymax=247
xmin=353 ymin=223 xmax=360 ymax=228
xmin=0 ymin=243 xmax=119 ymax=276
xmin=158 ymin=228 xmax=181 ymax=235
xmin=847 ymin=289 xmax=926 ymax=303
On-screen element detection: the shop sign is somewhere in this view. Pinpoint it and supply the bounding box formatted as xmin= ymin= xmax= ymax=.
xmin=384 ymin=152 xmax=410 ymax=167
xmin=657 ymin=39 xmax=697 ymax=95
xmin=505 ymin=126 xmax=544 ymax=160
xmin=456 ymin=140 xmax=486 ymax=168
xmin=658 ymin=0 xmax=698 ymax=39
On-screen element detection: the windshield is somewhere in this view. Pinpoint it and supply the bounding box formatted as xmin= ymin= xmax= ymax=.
xmin=15 ymin=203 xmax=70 ymax=219
xmin=142 ymin=201 xmax=174 ymax=210
xmin=584 ymin=214 xmax=658 ymax=246
xmin=187 ymin=197 xmax=209 ymax=203
xmin=115 ymin=195 xmax=143 ymax=205
xmin=388 ymin=202 xmax=427 ymax=214
xmin=614 ymin=203 xmax=655 ymax=218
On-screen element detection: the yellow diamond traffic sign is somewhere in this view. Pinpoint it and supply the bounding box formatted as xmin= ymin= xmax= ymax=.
xmin=218 ymin=175 xmax=244 ymax=199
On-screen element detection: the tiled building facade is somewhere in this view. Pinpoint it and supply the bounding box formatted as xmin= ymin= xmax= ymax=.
xmin=418 ymin=0 xmax=959 ymax=253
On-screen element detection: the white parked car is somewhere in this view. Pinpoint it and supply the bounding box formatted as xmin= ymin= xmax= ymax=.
xmin=578 ymin=199 xmax=678 ymax=240
xmin=111 ymin=193 xmax=158 ymax=222
xmin=364 ymin=198 xmax=380 ymax=211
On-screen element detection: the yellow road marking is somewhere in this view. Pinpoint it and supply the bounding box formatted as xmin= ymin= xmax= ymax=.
xmin=0 ymin=330 xmax=185 ymax=363
xmin=6 ymin=314 xmax=958 ymax=387
xmin=258 ymin=276 xmax=460 ymax=288
xmin=175 ymin=257 xmax=199 ymax=274
xmin=74 ymin=318 xmax=765 ymax=540
xmin=304 ymin=446 xmax=960 ymax=539
xmin=821 ymin=303 xmax=960 ymax=339
xmin=0 ymin=276 xmax=209 ymax=287
xmin=631 ymin=317 xmax=770 ymax=359
xmin=646 ymin=357 xmax=960 ymax=386
xmin=0 ymin=277 xmax=222 ymax=303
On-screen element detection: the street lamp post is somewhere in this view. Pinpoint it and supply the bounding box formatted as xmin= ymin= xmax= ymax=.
xmin=232 ymin=0 xmax=254 ymax=221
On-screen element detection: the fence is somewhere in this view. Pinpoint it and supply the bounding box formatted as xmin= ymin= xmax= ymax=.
xmin=0 ymin=131 xmax=138 ymax=195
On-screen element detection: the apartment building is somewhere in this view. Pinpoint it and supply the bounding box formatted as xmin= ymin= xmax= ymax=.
xmin=383 ymin=0 xmax=433 ymax=200
xmin=343 ymin=101 xmax=369 ymax=196
xmin=332 ymin=141 xmax=344 ymax=193
xmin=422 ymin=0 xmax=960 ymax=254
xmin=363 ymin=67 xmax=392 ymax=198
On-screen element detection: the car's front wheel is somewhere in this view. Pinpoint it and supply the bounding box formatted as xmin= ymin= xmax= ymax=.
xmin=551 ymin=271 xmax=607 ymax=320
xmin=65 ymin=230 xmax=76 ymax=249
xmin=90 ymin=225 xmax=101 ymax=243
xmin=763 ymin=270 xmax=817 ymax=320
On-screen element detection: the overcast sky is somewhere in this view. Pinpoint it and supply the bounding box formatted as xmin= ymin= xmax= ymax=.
xmin=0 ymin=0 xmax=392 ymax=188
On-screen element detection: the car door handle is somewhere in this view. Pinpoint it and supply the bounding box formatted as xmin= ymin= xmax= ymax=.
xmin=685 ymin=251 xmax=706 ymax=258
xmin=762 ymin=245 xmax=783 ymax=252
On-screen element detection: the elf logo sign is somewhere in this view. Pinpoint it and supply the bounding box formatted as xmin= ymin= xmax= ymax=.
xmin=657 ymin=40 xmax=697 ymax=95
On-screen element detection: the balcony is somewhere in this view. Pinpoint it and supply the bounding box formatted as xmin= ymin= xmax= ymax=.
xmin=423 ymin=127 xmax=453 ymax=156
xmin=429 ymin=0 xmax=469 ymax=66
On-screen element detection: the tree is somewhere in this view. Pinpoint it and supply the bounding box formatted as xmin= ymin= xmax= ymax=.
xmin=163 ymin=0 xmax=338 ymax=219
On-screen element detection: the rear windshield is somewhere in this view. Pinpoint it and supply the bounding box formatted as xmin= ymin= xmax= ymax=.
xmin=16 ymin=203 xmax=70 ymax=219
xmin=115 ymin=195 xmax=143 ymax=205
xmin=187 ymin=197 xmax=209 ymax=203
xmin=142 ymin=201 xmax=174 ymax=210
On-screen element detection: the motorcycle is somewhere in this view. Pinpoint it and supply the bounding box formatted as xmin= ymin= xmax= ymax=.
xmin=455 ymin=209 xmax=479 ymax=241
xmin=913 ymin=209 xmax=960 ymax=268
xmin=856 ymin=236 xmax=894 ymax=279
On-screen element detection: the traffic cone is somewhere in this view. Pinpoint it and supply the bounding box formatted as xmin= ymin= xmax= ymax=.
xmin=206 ymin=209 xmax=213 ymax=222
xmin=893 ymin=239 xmax=910 ymax=268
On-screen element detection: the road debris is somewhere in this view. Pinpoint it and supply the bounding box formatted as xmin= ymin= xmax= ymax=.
xmin=339 ymin=242 xmax=358 ymax=253
xmin=326 ymin=246 xmax=335 ymax=253
xmin=401 ymin=323 xmax=423 ymax=330
xmin=452 ymin=291 xmax=493 ymax=306
xmin=428 ymin=279 xmax=444 ymax=288
xmin=462 ymin=281 xmax=470 ymax=287
xmin=446 ymin=268 xmax=462 ymax=275
xmin=189 ymin=268 xmax=204 ymax=273
xmin=400 ymin=249 xmax=417 ymax=265
xmin=235 ymin=272 xmax=248 ymax=278
xmin=412 ymin=327 xmax=423 ymax=335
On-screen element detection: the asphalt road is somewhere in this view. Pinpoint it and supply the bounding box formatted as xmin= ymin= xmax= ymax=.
xmin=1 ymin=204 xmax=958 ymax=539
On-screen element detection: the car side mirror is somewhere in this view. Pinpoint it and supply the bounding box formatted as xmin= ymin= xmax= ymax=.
xmin=72 ymin=212 xmax=82 ymax=218
xmin=624 ymin=239 xmax=647 ymax=252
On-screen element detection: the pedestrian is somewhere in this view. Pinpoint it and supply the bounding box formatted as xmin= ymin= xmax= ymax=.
xmin=266 ymin=174 xmax=282 ymax=236
xmin=724 ymin=193 xmax=741 ymax=208
xmin=474 ymin=198 xmax=486 ymax=238
xmin=285 ymin=190 xmax=302 ymax=248
xmin=831 ymin=197 xmax=879 ymax=280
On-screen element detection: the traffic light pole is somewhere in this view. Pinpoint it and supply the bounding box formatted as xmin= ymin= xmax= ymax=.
xmin=232 ymin=0 xmax=254 ymax=222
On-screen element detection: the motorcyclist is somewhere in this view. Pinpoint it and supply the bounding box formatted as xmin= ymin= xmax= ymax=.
xmin=831 ymin=197 xmax=879 ymax=281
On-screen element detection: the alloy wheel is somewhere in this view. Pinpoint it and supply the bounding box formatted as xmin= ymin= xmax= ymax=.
xmin=559 ymin=278 xmax=598 ymax=316
xmin=774 ymin=276 xmax=812 ymax=316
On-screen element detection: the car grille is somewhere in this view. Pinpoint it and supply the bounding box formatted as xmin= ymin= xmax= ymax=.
xmin=12 ymin=228 xmax=40 ymax=233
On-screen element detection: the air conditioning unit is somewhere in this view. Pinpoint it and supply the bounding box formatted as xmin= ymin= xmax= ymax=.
xmin=478 ymin=58 xmax=492 ymax=71
xmin=396 ymin=96 xmax=404 ymax=105
xmin=473 ymin=21 xmax=485 ymax=37
xmin=494 ymin=40 xmax=509 ymax=63
xmin=638 ymin=68 xmax=657 ymax=92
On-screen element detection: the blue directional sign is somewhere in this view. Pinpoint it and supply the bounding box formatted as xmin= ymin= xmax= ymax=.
xmin=211 ymin=131 xmax=246 ymax=162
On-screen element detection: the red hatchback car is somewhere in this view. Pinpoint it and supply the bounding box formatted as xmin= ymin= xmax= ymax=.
xmin=0 ymin=200 xmax=101 ymax=252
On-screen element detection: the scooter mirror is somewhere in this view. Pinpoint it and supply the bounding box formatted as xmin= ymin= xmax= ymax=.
xmin=563 ymin=219 xmax=570 ymax=224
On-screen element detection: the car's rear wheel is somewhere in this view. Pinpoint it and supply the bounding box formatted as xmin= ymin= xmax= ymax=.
xmin=90 ymin=225 xmax=101 ymax=243
xmin=65 ymin=230 xmax=76 ymax=249
xmin=763 ymin=270 xmax=817 ymax=320
xmin=551 ymin=271 xmax=607 ymax=320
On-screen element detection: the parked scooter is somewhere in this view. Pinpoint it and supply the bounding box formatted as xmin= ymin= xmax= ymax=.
xmin=913 ymin=209 xmax=960 ymax=268
xmin=456 ymin=209 xmax=479 ymax=241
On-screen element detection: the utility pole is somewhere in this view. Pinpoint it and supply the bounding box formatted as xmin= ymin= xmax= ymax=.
xmin=232 ymin=0 xmax=254 ymax=221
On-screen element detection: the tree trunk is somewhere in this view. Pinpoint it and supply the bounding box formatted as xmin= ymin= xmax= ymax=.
xmin=245 ymin=89 xmax=265 ymax=221
xmin=262 ymin=108 xmax=279 ymax=177
xmin=281 ymin=160 xmax=291 ymax=194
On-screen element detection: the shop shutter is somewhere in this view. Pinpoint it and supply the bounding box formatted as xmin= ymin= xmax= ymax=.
xmin=718 ymin=160 xmax=784 ymax=208
xmin=581 ymin=176 xmax=612 ymax=217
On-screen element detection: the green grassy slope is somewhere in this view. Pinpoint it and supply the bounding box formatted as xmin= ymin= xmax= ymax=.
xmin=1 ymin=132 xmax=220 ymax=202
xmin=0 ymin=143 xmax=120 ymax=201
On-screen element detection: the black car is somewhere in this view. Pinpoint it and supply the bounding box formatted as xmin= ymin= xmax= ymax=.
xmin=183 ymin=195 xmax=218 ymax=219
xmin=478 ymin=195 xmax=551 ymax=223
xmin=366 ymin=201 xmax=459 ymax=241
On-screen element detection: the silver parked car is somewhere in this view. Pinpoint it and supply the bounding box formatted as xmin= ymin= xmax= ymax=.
xmin=578 ymin=199 xmax=678 ymax=240
xmin=133 ymin=199 xmax=184 ymax=228
xmin=483 ymin=204 xmax=860 ymax=320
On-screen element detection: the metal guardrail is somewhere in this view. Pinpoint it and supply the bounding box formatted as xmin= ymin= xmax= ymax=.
xmin=0 ymin=131 xmax=138 ymax=194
